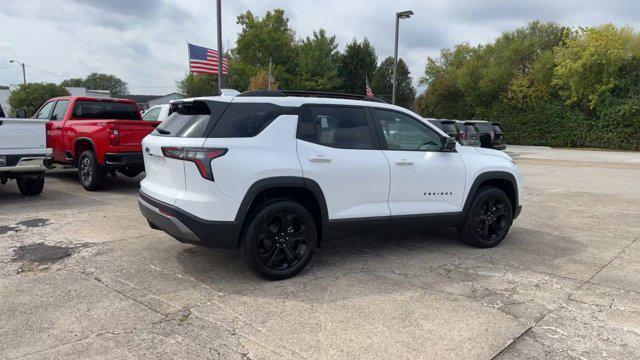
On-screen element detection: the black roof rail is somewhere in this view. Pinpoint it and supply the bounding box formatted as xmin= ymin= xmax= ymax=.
xmin=237 ymin=89 xmax=388 ymax=103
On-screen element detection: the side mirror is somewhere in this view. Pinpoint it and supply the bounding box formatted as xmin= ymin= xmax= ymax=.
xmin=15 ymin=109 xmax=28 ymax=118
xmin=442 ymin=137 xmax=457 ymax=152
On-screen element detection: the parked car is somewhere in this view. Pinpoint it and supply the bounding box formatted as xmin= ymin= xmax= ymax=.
xmin=33 ymin=96 xmax=160 ymax=190
xmin=428 ymin=119 xmax=480 ymax=147
xmin=492 ymin=122 xmax=507 ymax=150
xmin=0 ymin=108 xmax=52 ymax=196
xmin=141 ymin=104 xmax=171 ymax=122
xmin=138 ymin=90 xmax=523 ymax=280
xmin=0 ymin=104 xmax=5 ymax=118
xmin=467 ymin=120 xmax=507 ymax=150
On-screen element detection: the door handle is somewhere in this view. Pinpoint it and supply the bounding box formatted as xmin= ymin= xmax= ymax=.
xmin=394 ymin=159 xmax=414 ymax=166
xmin=308 ymin=155 xmax=331 ymax=163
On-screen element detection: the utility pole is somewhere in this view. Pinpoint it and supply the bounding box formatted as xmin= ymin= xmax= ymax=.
xmin=268 ymin=58 xmax=272 ymax=90
xmin=9 ymin=60 xmax=26 ymax=85
xmin=392 ymin=10 xmax=413 ymax=105
xmin=216 ymin=0 xmax=224 ymax=91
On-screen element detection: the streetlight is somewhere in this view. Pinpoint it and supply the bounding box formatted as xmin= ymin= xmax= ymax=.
xmin=392 ymin=10 xmax=413 ymax=105
xmin=9 ymin=60 xmax=27 ymax=86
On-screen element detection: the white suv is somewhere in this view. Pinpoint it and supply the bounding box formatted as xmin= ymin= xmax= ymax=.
xmin=138 ymin=90 xmax=523 ymax=280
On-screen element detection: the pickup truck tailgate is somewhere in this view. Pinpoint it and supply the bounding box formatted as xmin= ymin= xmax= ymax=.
xmin=116 ymin=120 xmax=159 ymax=151
xmin=0 ymin=118 xmax=48 ymax=152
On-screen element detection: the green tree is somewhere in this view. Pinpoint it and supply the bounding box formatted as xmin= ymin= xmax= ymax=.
xmin=83 ymin=73 xmax=129 ymax=96
xmin=177 ymin=74 xmax=219 ymax=97
xmin=60 ymin=78 xmax=85 ymax=87
xmin=371 ymin=57 xmax=415 ymax=108
xmin=553 ymin=24 xmax=640 ymax=111
xmin=8 ymin=83 xmax=70 ymax=116
xmin=338 ymin=38 xmax=377 ymax=94
xmin=233 ymin=9 xmax=297 ymax=89
xmin=296 ymin=29 xmax=341 ymax=91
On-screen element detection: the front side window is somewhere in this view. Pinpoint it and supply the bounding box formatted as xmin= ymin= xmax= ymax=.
xmin=298 ymin=106 xmax=373 ymax=149
xmin=373 ymin=109 xmax=442 ymax=151
xmin=142 ymin=107 xmax=161 ymax=121
xmin=72 ymin=101 xmax=141 ymax=120
xmin=51 ymin=100 xmax=70 ymax=121
xmin=36 ymin=101 xmax=56 ymax=119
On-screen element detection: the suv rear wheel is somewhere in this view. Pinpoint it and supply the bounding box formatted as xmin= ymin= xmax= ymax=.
xmin=17 ymin=175 xmax=45 ymax=196
xmin=78 ymin=150 xmax=105 ymax=191
xmin=241 ymin=200 xmax=317 ymax=280
xmin=458 ymin=187 xmax=513 ymax=248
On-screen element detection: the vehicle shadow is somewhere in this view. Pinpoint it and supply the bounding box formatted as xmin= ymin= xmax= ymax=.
xmin=45 ymin=169 xmax=143 ymax=195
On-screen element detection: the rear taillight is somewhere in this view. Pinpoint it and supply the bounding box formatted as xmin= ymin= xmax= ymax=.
xmin=108 ymin=123 xmax=120 ymax=146
xmin=460 ymin=131 xmax=468 ymax=141
xmin=162 ymin=147 xmax=227 ymax=181
xmin=490 ymin=130 xmax=496 ymax=141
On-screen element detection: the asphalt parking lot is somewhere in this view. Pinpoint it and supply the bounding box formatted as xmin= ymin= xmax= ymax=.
xmin=1 ymin=145 xmax=639 ymax=359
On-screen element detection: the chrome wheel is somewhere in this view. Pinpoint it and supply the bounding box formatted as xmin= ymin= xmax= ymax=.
xmin=79 ymin=156 xmax=93 ymax=185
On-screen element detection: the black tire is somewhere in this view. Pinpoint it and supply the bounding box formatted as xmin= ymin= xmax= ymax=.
xmin=17 ymin=175 xmax=45 ymax=196
xmin=458 ymin=187 xmax=513 ymax=248
xmin=240 ymin=200 xmax=318 ymax=280
xmin=78 ymin=150 xmax=105 ymax=191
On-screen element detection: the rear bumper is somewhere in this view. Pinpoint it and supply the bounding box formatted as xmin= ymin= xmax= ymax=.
xmin=0 ymin=154 xmax=51 ymax=173
xmin=104 ymin=152 xmax=144 ymax=167
xmin=138 ymin=191 xmax=239 ymax=249
xmin=493 ymin=143 xmax=507 ymax=150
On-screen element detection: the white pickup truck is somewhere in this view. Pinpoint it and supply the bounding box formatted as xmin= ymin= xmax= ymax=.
xmin=0 ymin=106 xmax=52 ymax=196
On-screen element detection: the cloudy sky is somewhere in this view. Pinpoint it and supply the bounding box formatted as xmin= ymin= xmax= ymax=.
xmin=1 ymin=0 xmax=639 ymax=95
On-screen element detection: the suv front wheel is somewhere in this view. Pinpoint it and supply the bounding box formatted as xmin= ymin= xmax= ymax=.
xmin=458 ymin=187 xmax=513 ymax=248
xmin=241 ymin=200 xmax=318 ymax=280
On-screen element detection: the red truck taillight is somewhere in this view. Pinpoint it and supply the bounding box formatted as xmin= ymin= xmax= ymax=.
xmin=108 ymin=123 xmax=120 ymax=146
xmin=162 ymin=147 xmax=227 ymax=181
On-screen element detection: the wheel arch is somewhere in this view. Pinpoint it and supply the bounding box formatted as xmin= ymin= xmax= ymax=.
xmin=461 ymin=171 xmax=519 ymax=224
xmin=74 ymin=137 xmax=96 ymax=164
xmin=235 ymin=176 xmax=329 ymax=247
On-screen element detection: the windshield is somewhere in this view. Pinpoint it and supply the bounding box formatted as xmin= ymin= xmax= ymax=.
xmin=72 ymin=101 xmax=140 ymax=120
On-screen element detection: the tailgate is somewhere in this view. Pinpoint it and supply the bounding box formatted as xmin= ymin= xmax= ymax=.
xmin=116 ymin=120 xmax=159 ymax=151
xmin=0 ymin=118 xmax=48 ymax=151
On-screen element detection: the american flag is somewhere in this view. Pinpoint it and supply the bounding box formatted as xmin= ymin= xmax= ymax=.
xmin=365 ymin=76 xmax=374 ymax=97
xmin=188 ymin=43 xmax=228 ymax=75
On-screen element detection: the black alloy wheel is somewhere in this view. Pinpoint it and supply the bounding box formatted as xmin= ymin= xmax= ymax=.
xmin=241 ymin=200 xmax=317 ymax=280
xmin=257 ymin=212 xmax=309 ymax=270
xmin=474 ymin=195 xmax=509 ymax=242
xmin=458 ymin=187 xmax=513 ymax=248
xmin=78 ymin=150 xmax=104 ymax=191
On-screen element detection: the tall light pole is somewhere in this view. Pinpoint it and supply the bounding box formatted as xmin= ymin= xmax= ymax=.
xmin=9 ymin=60 xmax=27 ymax=86
xmin=216 ymin=0 xmax=224 ymax=91
xmin=392 ymin=10 xmax=413 ymax=105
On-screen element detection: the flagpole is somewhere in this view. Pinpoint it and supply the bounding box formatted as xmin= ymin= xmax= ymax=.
xmin=216 ymin=0 xmax=224 ymax=91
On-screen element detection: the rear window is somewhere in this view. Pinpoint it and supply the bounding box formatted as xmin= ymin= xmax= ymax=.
xmin=439 ymin=122 xmax=457 ymax=133
xmin=472 ymin=122 xmax=494 ymax=133
xmin=72 ymin=101 xmax=140 ymax=120
xmin=153 ymin=101 xmax=219 ymax=138
xmin=210 ymin=103 xmax=297 ymax=138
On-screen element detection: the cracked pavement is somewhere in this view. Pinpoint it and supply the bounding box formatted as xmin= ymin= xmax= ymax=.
xmin=1 ymin=145 xmax=639 ymax=359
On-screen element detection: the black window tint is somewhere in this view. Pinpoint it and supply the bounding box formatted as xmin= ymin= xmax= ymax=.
xmin=51 ymin=100 xmax=69 ymax=121
xmin=473 ymin=122 xmax=494 ymax=133
xmin=440 ymin=122 xmax=457 ymax=133
xmin=373 ymin=109 xmax=442 ymax=151
xmin=463 ymin=124 xmax=477 ymax=133
xmin=153 ymin=101 xmax=216 ymax=138
xmin=211 ymin=103 xmax=292 ymax=138
xmin=72 ymin=101 xmax=140 ymax=120
xmin=298 ymin=106 xmax=372 ymax=149
xmin=493 ymin=125 xmax=503 ymax=134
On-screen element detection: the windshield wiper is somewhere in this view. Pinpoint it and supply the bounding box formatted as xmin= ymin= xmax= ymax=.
xmin=155 ymin=127 xmax=171 ymax=135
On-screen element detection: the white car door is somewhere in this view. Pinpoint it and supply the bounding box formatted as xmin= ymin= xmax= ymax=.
xmin=296 ymin=105 xmax=390 ymax=220
xmin=371 ymin=108 xmax=466 ymax=215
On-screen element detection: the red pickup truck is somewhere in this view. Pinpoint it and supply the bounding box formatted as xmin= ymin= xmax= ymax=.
xmin=34 ymin=96 xmax=159 ymax=190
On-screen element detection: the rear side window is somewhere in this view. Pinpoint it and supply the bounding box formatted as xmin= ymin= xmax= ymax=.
xmin=153 ymin=101 xmax=219 ymax=138
xmin=298 ymin=106 xmax=373 ymax=149
xmin=72 ymin=101 xmax=140 ymax=120
xmin=210 ymin=103 xmax=294 ymax=138
xmin=493 ymin=125 xmax=503 ymax=133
